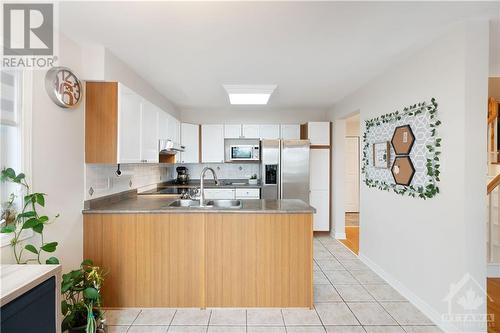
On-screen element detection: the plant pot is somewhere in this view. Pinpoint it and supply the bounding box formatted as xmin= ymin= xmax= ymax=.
xmin=68 ymin=325 xmax=87 ymax=333
xmin=248 ymin=179 xmax=258 ymax=185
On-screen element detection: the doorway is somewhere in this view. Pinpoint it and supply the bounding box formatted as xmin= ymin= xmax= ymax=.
xmin=341 ymin=114 xmax=360 ymax=254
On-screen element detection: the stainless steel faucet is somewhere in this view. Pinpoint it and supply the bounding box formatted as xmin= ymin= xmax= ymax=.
xmin=200 ymin=167 xmax=219 ymax=207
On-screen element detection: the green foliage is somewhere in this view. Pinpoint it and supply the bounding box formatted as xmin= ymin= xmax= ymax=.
xmin=362 ymin=98 xmax=441 ymax=199
xmin=61 ymin=260 xmax=105 ymax=332
xmin=0 ymin=168 xmax=60 ymax=264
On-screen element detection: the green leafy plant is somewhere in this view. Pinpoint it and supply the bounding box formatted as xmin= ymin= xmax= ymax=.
xmin=250 ymin=174 xmax=258 ymax=180
xmin=361 ymin=98 xmax=441 ymax=199
xmin=0 ymin=168 xmax=60 ymax=264
xmin=61 ymin=260 xmax=105 ymax=333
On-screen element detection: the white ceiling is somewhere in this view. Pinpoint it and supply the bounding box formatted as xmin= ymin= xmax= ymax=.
xmin=60 ymin=1 xmax=497 ymax=112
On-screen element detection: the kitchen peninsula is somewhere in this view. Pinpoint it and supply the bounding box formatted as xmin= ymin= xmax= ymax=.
xmin=82 ymin=194 xmax=314 ymax=309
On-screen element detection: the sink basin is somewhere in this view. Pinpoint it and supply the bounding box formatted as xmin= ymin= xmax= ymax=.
xmin=168 ymin=199 xmax=200 ymax=207
xmin=206 ymin=199 xmax=242 ymax=209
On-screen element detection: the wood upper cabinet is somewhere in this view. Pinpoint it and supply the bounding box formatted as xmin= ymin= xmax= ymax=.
xmin=85 ymin=82 xmax=177 ymax=164
xmin=201 ymin=124 xmax=224 ymax=163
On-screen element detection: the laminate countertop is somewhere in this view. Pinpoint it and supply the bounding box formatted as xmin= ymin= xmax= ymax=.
xmin=0 ymin=264 xmax=62 ymax=306
xmin=83 ymin=195 xmax=315 ymax=214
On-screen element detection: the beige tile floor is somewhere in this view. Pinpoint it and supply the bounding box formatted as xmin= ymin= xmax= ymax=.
xmin=106 ymin=236 xmax=442 ymax=333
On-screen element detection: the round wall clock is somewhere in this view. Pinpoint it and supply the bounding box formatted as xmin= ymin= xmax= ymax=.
xmin=44 ymin=67 xmax=83 ymax=108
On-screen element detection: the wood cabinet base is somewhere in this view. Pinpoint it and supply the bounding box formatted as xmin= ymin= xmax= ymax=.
xmin=83 ymin=213 xmax=313 ymax=308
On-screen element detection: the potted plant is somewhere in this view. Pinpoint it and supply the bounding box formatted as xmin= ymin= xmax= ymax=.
xmin=61 ymin=260 xmax=106 ymax=333
xmin=248 ymin=174 xmax=258 ymax=185
xmin=0 ymin=168 xmax=60 ymax=264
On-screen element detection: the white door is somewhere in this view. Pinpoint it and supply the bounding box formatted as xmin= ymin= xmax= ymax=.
xmin=224 ymin=124 xmax=242 ymax=138
xmin=202 ymin=124 xmax=225 ymax=163
xmin=310 ymin=190 xmax=329 ymax=231
xmin=259 ymin=124 xmax=280 ymax=139
xmin=308 ymin=122 xmax=330 ymax=145
xmin=118 ymin=84 xmax=141 ymax=163
xmin=345 ymin=137 xmax=360 ymax=212
xmin=140 ymin=101 xmax=159 ymax=163
xmin=180 ymin=123 xmax=199 ymax=163
xmin=281 ymin=124 xmax=301 ymax=140
xmin=242 ymin=124 xmax=260 ymax=139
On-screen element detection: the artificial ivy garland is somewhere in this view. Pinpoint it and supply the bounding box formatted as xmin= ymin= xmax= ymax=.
xmin=362 ymin=98 xmax=441 ymax=199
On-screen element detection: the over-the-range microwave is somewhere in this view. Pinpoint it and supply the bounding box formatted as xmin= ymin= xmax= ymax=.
xmin=228 ymin=144 xmax=260 ymax=161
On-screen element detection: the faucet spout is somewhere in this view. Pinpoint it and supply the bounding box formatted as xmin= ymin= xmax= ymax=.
xmin=200 ymin=167 xmax=219 ymax=207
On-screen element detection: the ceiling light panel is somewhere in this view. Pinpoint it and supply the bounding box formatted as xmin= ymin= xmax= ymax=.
xmin=223 ymin=84 xmax=277 ymax=105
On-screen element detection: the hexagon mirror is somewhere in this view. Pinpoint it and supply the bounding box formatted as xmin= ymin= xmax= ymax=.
xmin=391 ymin=125 xmax=415 ymax=155
xmin=391 ymin=156 xmax=415 ymax=186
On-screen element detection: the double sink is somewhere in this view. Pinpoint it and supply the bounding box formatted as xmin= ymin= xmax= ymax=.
xmin=168 ymin=199 xmax=242 ymax=209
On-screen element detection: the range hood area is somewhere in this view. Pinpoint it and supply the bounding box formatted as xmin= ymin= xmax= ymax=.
xmin=159 ymin=139 xmax=185 ymax=155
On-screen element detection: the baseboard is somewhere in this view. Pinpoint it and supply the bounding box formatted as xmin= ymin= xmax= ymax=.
xmin=335 ymin=232 xmax=347 ymax=239
xmin=488 ymin=263 xmax=500 ymax=277
xmin=358 ymin=253 xmax=457 ymax=333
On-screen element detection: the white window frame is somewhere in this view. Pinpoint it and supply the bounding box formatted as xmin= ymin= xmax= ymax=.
xmin=0 ymin=70 xmax=33 ymax=247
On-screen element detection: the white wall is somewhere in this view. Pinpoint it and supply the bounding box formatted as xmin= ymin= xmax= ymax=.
xmin=181 ymin=107 xmax=328 ymax=124
xmin=329 ymin=21 xmax=488 ymax=331
xmin=1 ymin=33 xmax=86 ymax=270
xmin=104 ymin=49 xmax=180 ymax=119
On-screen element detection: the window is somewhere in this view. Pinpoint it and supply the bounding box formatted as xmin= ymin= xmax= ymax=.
xmin=1 ymin=69 xmax=32 ymax=247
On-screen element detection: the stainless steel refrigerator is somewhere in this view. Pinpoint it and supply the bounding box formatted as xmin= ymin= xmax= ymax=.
xmin=261 ymin=140 xmax=310 ymax=203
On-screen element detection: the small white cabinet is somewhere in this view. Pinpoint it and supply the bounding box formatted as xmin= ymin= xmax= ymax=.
xmin=203 ymin=188 xmax=235 ymax=200
xmin=242 ymin=125 xmax=260 ymax=139
xmin=259 ymin=124 xmax=280 ymax=139
xmin=224 ymin=124 xmax=242 ymax=138
xmin=180 ymin=123 xmax=199 ymax=163
xmin=280 ymin=124 xmax=301 ymax=140
xmin=202 ymin=124 xmax=224 ymax=163
xmin=140 ymin=101 xmax=159 ymax=163
xmin=235 ymin=188 xmax=260 ymax=199
xmin=307 ymin=122 xmax=330 ymax=145
xmin=117 ymin=84 xmax=142 ymax=163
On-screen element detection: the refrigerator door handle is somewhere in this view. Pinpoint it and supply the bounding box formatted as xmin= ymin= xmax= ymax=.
xmin=279 ymin=140 xmax=283 ymax=200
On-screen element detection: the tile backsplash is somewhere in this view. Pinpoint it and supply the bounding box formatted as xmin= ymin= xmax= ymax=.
xmin=85 ymin=164 xmax=175 ymax=200
xmin=85 ymin=163 xmax=260 ymax=200
xmin=176 ymin=163 xmax=260 ymax=180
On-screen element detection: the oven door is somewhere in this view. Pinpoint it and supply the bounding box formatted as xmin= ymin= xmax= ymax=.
xmin=230 ymin=145 xmax=254 ymax=160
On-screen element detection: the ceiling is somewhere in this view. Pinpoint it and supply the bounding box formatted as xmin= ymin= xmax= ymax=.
xmin=60 ymin=1 xmax=497 ymax=112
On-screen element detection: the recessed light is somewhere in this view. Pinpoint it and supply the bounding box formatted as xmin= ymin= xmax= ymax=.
xmin=223 ymin=84 xmax=277 ymax=105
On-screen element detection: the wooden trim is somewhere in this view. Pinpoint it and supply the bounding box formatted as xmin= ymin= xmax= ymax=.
xmin=310 ymin=145 xmax=330 ymax=149
xmin=488 ymin=173 xmax=500 ymax=194
xmin=85 ymin=82 xmax=118 ymax=164
xmin=300 ymin=123 xmax=308 ymax=140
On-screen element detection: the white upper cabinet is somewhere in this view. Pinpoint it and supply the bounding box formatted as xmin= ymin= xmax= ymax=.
xmin=202 ymin=124 xmax=224 ymax=163
xmin=180 ymin=123 xmax=199 ymax=163
xmin=242 ymin=124 xmax=260 ymax=139
xmin=167 ymin=114 xmax=180 ymax=143
xmin=158 ymin=110 xmax=169 ymax=140
xmin=280 ymin=124 xmax=301 ymax=140
xmin=140 ymin=101 xmax=159 ymax=163
xmin=307 ymin=122 xmax=330 ymax=145
xmin=259 ymin=124 xmax=280 ymax=140
xmin=118 ymin=84 xmax=142 ymax=163
xmin=224 ymin=124 xmax=242 ymax=138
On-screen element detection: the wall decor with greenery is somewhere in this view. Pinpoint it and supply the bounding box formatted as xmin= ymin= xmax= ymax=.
xmin=362 ymin=98 xmax=441 ymax=199
xmin=0 ymin=168 xmax=60 ymax=264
